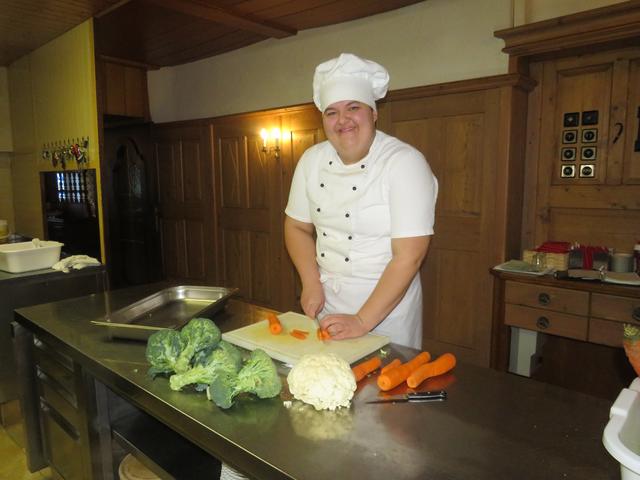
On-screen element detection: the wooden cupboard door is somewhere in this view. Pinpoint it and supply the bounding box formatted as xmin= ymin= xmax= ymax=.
xmin=380 ymin=89 xmax=501 ymax=366
xmin=213 ymin=118 xmax=281 ymax=308
xmin=541 ymin=56 xmax=614 ymax=186
xmin=623 ymin=57 xmax=640 ymax=184
xmin=153 ymin=125 xmax=216 ymax=283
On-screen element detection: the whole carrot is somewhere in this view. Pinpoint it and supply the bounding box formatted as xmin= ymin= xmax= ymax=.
xmin=352 ymin=356 xmax=382 ymax=382
xmin=381 ymin=358 xmax=401 ymax=374
xmin=406 ymin=353 xmax=457 ymax=389
xmin=377 ymin=352 xmax=431 ymax=391
xmin=267 ymin=313 xmax=282 ymax=335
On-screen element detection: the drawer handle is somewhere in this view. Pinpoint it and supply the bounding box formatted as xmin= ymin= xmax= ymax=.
xmin=536 ymin=317 xmax=550 ymax=329
xmin=538 ymin=293 xmax=551 ymax=305
xmin=633 ymin=307 xmax=640 ymax=322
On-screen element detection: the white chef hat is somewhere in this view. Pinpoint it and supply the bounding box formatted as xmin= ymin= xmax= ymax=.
xmin=312 ymin=53 xmax=390 ymax=112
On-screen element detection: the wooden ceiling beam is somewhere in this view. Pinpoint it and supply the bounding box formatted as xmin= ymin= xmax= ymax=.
xmin=144 ymin=0 xmax=297 ymax=39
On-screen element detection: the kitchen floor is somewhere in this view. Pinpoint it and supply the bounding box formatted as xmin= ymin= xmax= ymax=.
xmin=0 ymin=425 xmax=52 ymax=479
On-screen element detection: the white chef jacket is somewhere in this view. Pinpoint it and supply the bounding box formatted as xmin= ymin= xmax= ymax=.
xmin=285 ymin=130 xmax=438 ymax=348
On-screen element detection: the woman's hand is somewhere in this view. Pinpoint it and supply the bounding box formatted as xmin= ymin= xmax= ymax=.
xmin=301 ymin=282 xmax=325 ymax=319
xmin=320 ymin=313 xmax=369 ymax=340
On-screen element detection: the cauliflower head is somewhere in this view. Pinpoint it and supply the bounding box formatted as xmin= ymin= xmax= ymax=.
xmin=287 ymin=353 xmax=356 ymax=411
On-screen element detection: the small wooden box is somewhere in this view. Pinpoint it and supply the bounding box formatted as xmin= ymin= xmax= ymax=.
xmin=522 ymin=249 xmax=569 ymax=271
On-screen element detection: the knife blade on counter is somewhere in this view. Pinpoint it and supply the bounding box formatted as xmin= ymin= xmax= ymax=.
xmin=366 ymin=390 xmax=447 ymax=404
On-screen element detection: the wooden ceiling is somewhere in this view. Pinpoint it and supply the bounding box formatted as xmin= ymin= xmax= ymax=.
xmin=0 ymin=0 xmax=427 ymax=68
xmin=0 ymin=0 xmax=124 ymax=66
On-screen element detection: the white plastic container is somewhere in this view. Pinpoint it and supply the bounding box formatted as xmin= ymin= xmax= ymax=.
xmin=603 ymin=378 xmax=640 ymax=480
xmin=0 ymin=240 xmax=63 ymax=273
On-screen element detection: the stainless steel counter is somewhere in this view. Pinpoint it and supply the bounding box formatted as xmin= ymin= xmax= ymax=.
xmin=14 ymin=283 xmax=618 ymax=479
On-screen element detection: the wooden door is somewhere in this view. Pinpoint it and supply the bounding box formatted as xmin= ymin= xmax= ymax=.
xmin=212 ymin=116 xmax=282 ymax=308
xmin=379 ymin=89 xmax=502 ymax=366
xmin=153 ymin=124 xmax=216 ymax=283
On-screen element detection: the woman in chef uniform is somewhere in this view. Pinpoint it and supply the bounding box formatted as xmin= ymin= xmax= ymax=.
xmin=285 ymin=53 xmax=438 ymax=349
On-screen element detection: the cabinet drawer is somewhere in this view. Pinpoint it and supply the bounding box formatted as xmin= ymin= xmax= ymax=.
xmin=34 ymin=351 xmax=76 ymax=402
xmin=589 ymin=318 xmax=624 ymax=347
xmin=37 ymin=370 xmax=80 ymax=428
xmin=591 ymin=294 xmax=640 ymax=324
xmin=505 ymin=304 xmax=588 ymax=340
xmin=505 ymin=281 xmax=589 ymax=315
xmin=40 ymin=400 xmax=83 ymax=480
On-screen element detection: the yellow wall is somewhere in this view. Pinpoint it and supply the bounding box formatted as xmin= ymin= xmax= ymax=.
xmin=8 ymin=20 xmax=105 ymax=260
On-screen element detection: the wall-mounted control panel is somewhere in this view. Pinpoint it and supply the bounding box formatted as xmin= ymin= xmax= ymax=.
xmin=559 ymin=110 xmax=599 ymax=181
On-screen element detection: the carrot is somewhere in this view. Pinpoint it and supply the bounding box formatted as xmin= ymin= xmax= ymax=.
xmin=267 ymin=313 xmax=282 ymax=335
xmin=381 ymin=358 xmax=401 ymax=374
xmin=377 ymin=352 xmax=431 ymax=391
xmin=352 ymin=356 xmax=382 ymax=382
xmin=290 ymin=330 xmax=308 ymax=340
xmin=406 ymin=353 xmax=457 ymax=389
xmin=316 ymin=328 xmax=331 ymax=340
xmin=291 ymin=329 xmax=309 ymax=335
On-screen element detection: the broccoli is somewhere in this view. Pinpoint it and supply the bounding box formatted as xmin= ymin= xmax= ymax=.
xmin=145 ymin=329 xmax=185 ymax=378
xmin=174 ymin=317 xmax=221 ymax=374
xmin=169 ymin=340 xmax=243 ymax=391
xmin=207 ymin=349 xmax=282 ymax=409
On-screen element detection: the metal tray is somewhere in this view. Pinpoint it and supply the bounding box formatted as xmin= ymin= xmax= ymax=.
xmin=91 ymin=285 xmax=238 ymax=341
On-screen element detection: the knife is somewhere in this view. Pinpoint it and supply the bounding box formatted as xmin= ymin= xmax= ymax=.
xmin=366 ymin=390 xmax=447 ymax=404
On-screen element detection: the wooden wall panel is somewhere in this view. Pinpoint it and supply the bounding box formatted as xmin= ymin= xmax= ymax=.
xmin=185 ymin=220 xmax=205 ymax=279
xmin=247 ymin=136 xmax=269 ymax=209
xmin=182 ymin=140 xmax=202 ymax=202
xmin=219 ymin=136 xmax=245 ymax=208
xmin=222 ymin=229 xmax=248 ymax=296
xmin=250 ymin=231 xmax=271 ymax=304
xmin=548 ymin=209 xmax=640 ymax=252
xmin=153 ymin=125 xmax=216 ymax=283
xmin=382 ymin=89 xmax=502 ymax=366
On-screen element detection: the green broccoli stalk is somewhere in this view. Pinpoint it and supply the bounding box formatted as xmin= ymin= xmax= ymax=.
xmin=174 ymin=318 xmax=221 ymax=374
xmin=207 ymin=349 xmax=282 ymax=409
xmin=145 ymin=329 xmax=185 ymax=378
xmin=169 ymin=340 xmax=243 ymax=391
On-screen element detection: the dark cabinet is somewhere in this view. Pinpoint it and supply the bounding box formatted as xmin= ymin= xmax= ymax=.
xmin=103 ymin=60 xmax=148 ymax=118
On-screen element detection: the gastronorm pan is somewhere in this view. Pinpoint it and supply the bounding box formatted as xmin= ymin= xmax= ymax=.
xmin=91 ymin=285 xmax=238 ymax=341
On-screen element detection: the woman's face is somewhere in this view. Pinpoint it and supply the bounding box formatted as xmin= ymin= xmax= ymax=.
xmin=322 ymin=100 xmax=377 ymax=164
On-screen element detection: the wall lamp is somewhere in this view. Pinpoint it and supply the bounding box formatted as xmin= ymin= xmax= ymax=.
xmin=260 ymin=128 xmax=281 ymax=159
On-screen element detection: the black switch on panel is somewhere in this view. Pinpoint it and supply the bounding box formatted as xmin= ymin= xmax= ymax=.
xmin=563 ymin=112 xmax=580 ymax=127
xmin=582 ymin=110 xmax=599 ymax=125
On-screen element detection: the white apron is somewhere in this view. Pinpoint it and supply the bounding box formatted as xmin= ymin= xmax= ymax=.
xmin=319 ymin=272 xmax=423 ymax=349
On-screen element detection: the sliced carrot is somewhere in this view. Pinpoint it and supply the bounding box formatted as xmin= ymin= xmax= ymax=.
xmin=267 ymin=313 xmax=282 ymax=335
xmin=290 ymin=330 xmax=308 ymax=340
xmin=377 ymin=351 xmax=431 ymax=391
xmin=291 ymin=329 xmax=309 ymax=336
xmin=316 ymin=328 xmax=331 ymax=340
xmin=406 ymin=353 xmax=457 ymax=389
xmin=352 ymin=356 xmax=382 ymax=382
xmin=380 ymin=358 xmax=401 ymax=374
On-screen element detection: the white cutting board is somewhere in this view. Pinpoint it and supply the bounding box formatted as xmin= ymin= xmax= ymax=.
xmin=222 ymin=311 xmax=389 ymax=366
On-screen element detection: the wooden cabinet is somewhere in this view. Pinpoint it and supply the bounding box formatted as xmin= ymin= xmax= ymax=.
xmin=103 ymin=60 xmax=148 ymax=118
xmin=491 ymin=270 xmax=640 ymax=370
